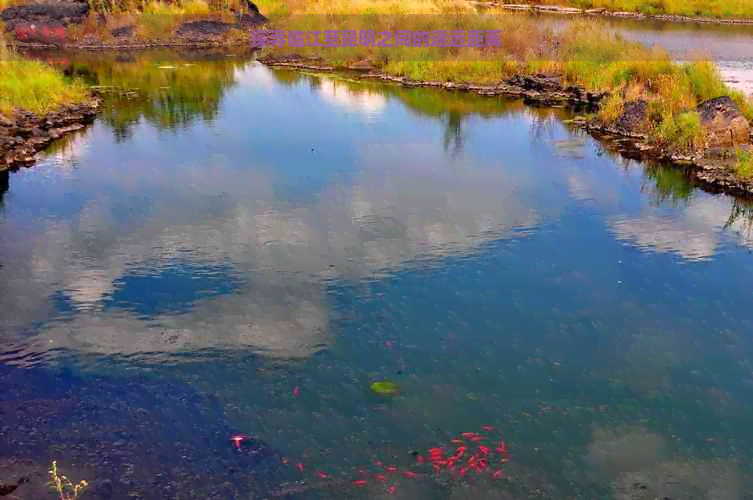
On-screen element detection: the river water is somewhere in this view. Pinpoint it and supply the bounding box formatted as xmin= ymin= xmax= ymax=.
xmin=2 ymin=49 xmax=753 ymax=499
xmin=519 ymin=12 xmax=753 ymax=95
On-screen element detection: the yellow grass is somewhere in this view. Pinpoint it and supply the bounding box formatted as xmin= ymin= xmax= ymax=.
xmin=519 ymin=0 xmax=753 ymax=20
xmin=0 ymin=41 xmax=89 ymax=117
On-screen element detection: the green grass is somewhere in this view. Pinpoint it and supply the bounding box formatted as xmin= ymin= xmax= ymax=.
xmin=0 ymin=42 xmax=89 ymax=117
xmin=736 ymin=148 xmax=753 ymax=178
xmin=517 ymin=0 xmax=753 ymax=20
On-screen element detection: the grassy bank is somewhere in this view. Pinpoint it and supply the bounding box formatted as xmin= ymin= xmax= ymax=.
xmin=0 ymin=41 xmax=89 ymax=117
xmin=250 ymin=0 xmax=753 ymax=175
xmin=503 ymin=0 xmax=753 ymax=21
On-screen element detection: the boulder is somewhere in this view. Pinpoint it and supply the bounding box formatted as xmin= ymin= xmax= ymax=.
xmin=614 ymin=99 xmax=649 ymax=134
xmin=696 ymin=96 xmax=751 ymax=148
xmin=0 ymin=1 xmax=89 ymax=30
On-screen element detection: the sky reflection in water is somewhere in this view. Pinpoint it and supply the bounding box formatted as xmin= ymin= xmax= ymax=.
xmin=1 ymin=60 xmax=753 ymax=498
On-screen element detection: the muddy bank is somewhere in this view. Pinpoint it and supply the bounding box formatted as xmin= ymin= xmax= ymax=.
xmin=480 ymin=2 xmax=753 ymax=26
xmin=0 ymin=100 xmax=101 ymax=171
xmin=0 ymin=363 xmax=314 ymax=500
xmin=260 ymin=54 xmax=753 ymax=198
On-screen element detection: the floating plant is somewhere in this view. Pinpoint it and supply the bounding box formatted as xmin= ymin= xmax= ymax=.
xmin=369 ymin=379 xmax=400 ymax=397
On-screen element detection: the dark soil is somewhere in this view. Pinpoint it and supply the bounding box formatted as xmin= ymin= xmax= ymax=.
xmin=0 ymin=363 xmax=318 ymax=500
xmin=0 ymin=100 xmax=102 ymax=171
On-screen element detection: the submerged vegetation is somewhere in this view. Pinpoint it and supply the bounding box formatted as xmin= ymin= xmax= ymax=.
xmin=0 ymin=40 xmax=88 ymax=117
xmin=49 ymin=461 xmax=88 ymax=500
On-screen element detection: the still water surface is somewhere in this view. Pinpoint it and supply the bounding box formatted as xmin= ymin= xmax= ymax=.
xmin=2 ymin=58 xmax=753 ymax=498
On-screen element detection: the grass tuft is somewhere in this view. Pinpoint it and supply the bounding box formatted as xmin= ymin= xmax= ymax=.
xmin=736 ymin=148 xmax=753 ymax=178
xmin=49 ymin=461 xmax=88 ymax=500
xmin=0 ymin=40 xmax=89 ymax=117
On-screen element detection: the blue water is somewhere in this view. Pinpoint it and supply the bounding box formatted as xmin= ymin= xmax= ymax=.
xmin=2 ymin=60 xmax=753 ymax=499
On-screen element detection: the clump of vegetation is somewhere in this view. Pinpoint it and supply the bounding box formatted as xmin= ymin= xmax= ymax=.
xmin=49 ymin=461 xmax=88 ymax=500
xmin=735 ymin=148 xmax=753 ymax=178
xmin=0 ymin=40 xmax=89 ymax=117
xmin=370 ymin=379 xmax=400 ymax=397
xmin=87 ymin=0 xmax=239 ymax=14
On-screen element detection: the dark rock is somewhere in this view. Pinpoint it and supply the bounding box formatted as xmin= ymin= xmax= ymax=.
xmin=175 ymin=19 xmax=233 ymax=37
xmin=0 ymin=476 xmax=27 ymax=496
xmin=1 ymin=100 xmax=101 ymax=170
xmin=614 ymin=99 xmax=649 ymax=134
xmin=236 ymin=11 xmax=267 ymax=28
xmin=696 ymin=96 xmax=751 ymax=148
xmin=507 ymin=73 xmax=562 ymax=93
xmin=1 ymin=1 xmax=89 ymax=33
xmin=111 ymin=25 xmax=135 ymax=38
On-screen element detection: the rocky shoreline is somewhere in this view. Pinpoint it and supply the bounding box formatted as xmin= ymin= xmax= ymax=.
xmin=260 ymin=55 xmax=753 ymax=198
xmin=0 ymin=100 xmax=101 ymax=171
xmin=481 ymin=2 xmax=753 ymax=26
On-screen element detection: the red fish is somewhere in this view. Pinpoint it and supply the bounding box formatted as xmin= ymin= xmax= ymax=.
xmin=293 ymin=386 xmax=301 ymax=397
xmin=315 ymin=471 xmax=329 ymax=480
xmin=496 ymin=441 xmax=508 ymax=456
xmin=296 ymin=463 xmax=305 ymax=473
xmin=402 ymin=471 xmax=418 ymax=478
xmin=387 ymin=485 xmax=397 ymax=495
xmin=385 ymin=466 xmax=398 ymax=473
xmin=374 ymin=473 xmax=386 ymax=482
xmin=491 ymin=469 xmax=504 ymax=480
xmin=478 ymin=445 xmax=490 ymax=456
xmin=352 ymin=479 xmax=368 ymax=487
xmin=481 ymin=425 xmax=495 ymax=432
xmin=231 ymin=435 xmax=245 ymax=449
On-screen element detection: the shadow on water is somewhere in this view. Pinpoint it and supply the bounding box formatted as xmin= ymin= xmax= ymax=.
xmin=0 ymin=171 xmax=8 ymax=208
xmin=0 ymin=363 xmax=318 ymax=500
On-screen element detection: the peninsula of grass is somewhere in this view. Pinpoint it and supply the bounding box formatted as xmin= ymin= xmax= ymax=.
xmin=0 ymin=42 xmax=89 ymax=117
xmin=500 ymin=0 xmax=753 ymax=21
xmin=249 ymin=0 xmax=753 ymax=175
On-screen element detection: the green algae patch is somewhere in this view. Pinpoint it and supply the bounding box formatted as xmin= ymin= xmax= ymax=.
xmin=369 ymin=380 xmax=400 ymax=397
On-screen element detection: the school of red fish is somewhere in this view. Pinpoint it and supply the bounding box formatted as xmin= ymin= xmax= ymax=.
xmin=232 ymin=424 xmax=510 ymax=496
